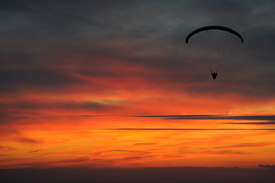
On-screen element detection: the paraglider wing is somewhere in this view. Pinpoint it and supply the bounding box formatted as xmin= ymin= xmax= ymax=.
xmin=185 ymin=26 xmax=243 ymax=44
xmin=185 ymin=25 xmax=243 ymax=77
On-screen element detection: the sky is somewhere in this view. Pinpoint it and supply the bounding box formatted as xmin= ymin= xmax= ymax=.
xmin=1 ymin=0 xmax=275 ymax=181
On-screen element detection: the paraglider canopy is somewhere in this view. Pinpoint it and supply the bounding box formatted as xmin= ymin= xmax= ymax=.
xmin=186 ymin=26 xmax=243 ymax=44
xmin=186 ymin=25 xmax=243 ymax=79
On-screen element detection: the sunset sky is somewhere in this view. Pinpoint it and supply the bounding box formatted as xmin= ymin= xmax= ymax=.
xmin=1 ymin=0 xmax=275 ymax=177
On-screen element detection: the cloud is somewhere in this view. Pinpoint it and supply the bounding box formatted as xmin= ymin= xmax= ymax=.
xmin=215 ymin=142 xmax=275 ymax=150
xmin=135 ymin=115 xmax=218 ymax=119
xmin=13 ymin=137 xmax=42 ymax=145
xmin=1 ymin=0 xmax=275 ymax=103
xmin=105 ymin=128 xmax=275 ymax=131
xmin=0 ymin=145 xmax=17 ymax=151
xmin=210 ymin=150 xmax=252 ymax=155
xmin=0 ymin=69 xmax=86 ymax=94
xmin=134 ymin=143 xmax=158 ymax=146
xmin=13 ymin=100 xmax=122 ymax=111
xmin=0 ymin=157 xmax=29 ymax=163
xmin=107 ymin=149 xmax=152 ymax=156
xmin=29 ymin=148 xmax=43 ymax=153
xmin=135 ymin=115 xmax=275 ymax=121
xmin=54 ymin=157 xmax=90 ymax=164
xmin=225 ymin=122 xmax=275 ymax=125
xmin=259 ymin=164 xmax=275 ymax=170
xmin=0 ymin=99 xmax=125 ymax=124
xmin=182 ymin=149 xmax=254 ymax=156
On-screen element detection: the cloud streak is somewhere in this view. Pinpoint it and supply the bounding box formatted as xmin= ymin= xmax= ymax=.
xmin=134 ymin=115 xmax=275 ymax=121
xmin=215 ymin=142 xmax=275 ymax=149
xmin=225 ymin=122 xmax=275 ymax=125
xmin=106 ymin=128 xmax=275 ymax=131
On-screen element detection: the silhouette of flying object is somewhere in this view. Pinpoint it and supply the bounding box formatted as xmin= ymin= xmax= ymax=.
xmin=186 ymin=25 xmax=243 ymax=79
xmin=211 ymin=71 xmax=217 ymax=80
xmin=185 ymin=26 xmax=244 ymax=44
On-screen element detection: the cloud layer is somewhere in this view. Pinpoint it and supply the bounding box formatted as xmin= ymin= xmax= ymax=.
xmin=1 ymin=0 xmax=275 ymax=169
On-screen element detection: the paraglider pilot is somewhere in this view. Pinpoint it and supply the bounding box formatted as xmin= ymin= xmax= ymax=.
xmin=211 ymin=71 xmax=217 ymax=80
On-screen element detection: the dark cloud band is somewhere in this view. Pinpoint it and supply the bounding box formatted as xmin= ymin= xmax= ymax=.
xmin=106 ymin=128 xmax=275 ymax=131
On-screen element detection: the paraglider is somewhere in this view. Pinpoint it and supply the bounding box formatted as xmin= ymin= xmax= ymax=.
xmin=186 ymin=26 xmax=243 ymax=80
xmin=211 ymin=71 xmax=217 ymax=80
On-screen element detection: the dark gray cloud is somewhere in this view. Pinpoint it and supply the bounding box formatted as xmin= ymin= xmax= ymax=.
xmin=5 ymin=100 xmax=121 ymax=111
xmin=226 ymin=122 xmax=275 ymax=125
xmin=106 ymin=128 xmax=275 ymax=131
xmin=0 ymin=100 xmax=124 ymax=125
xmin=0 ymin=0 xmax=274 ymax=98
xmin=135 ymin=115 xmax=275 ymax=121
xmin=0 ymin=69 xmax=84 ymax=92
xmin=259 ymin=164 xmax=275 ymax=170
